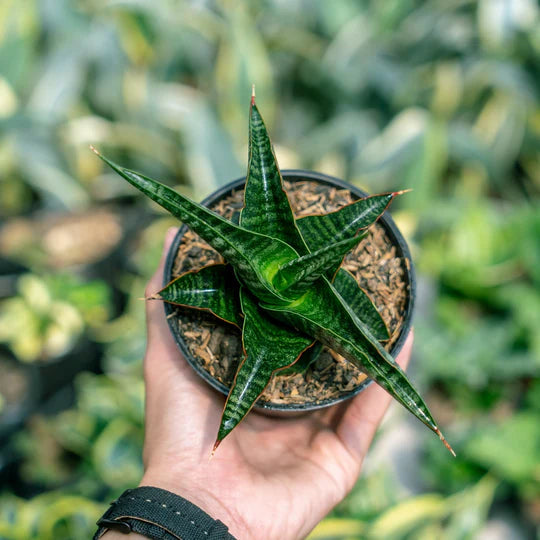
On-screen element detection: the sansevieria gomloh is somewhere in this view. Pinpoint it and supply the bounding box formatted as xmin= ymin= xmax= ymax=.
xmin=91 ymin=89 xmax=455 ymax=456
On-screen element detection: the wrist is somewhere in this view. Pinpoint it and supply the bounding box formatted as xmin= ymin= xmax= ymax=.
xmin=97 ymin=485 xmax=239 ymax=540
xmin=139 ymin=470 xmax=247 ymax=539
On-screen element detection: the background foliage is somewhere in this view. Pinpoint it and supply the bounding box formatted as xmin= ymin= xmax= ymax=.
xmin=0 ymin=0 xmax=538 ymax=538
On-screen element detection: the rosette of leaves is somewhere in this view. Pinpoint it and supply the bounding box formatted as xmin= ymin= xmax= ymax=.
xmin=91 ymin=91 xmax=454 ymax=455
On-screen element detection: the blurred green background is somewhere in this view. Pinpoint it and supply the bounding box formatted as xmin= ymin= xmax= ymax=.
xmin=0 ymin=0 xmax=539 ymax=538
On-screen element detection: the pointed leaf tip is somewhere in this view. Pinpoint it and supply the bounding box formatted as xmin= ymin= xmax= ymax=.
xmin=392 ymin=188 xmax=413 ymax=197
xmin=436 ymin=427 xmax=456 ymax=457
xmin=94 ymin=150 xmax=297 ymax=304
xmin=89 ymin=145 xmax=100 ymax=156
xmin=211 ymin=439 xmax=222 ymax=457
xmin=251 ymin=84 xmax=256 ymax=105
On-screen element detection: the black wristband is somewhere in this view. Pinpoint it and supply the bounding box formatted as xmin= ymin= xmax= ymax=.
xmin=94 ymin=486 xmax=236 ymax=540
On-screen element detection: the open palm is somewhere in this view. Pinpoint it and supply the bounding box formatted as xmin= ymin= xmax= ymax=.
xmin=139 ymin=229 xmax=412 ymax=540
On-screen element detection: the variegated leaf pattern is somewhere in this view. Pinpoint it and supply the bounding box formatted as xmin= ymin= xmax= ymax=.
xmin=296 ymin=193 xmax=396 ymax=256
xmin=92 ymin=148 xmax=296 ymax=305
xmin=332 ymin=269 xmax=389 ymax=341
xmin=215 ymin=289 xmax=312 ymax=446
xmin=241 ymin=97 xmax=308 ymax=256
xmin=273 ymin=233 xmax=367 ymax=294
xmin=157 ymin=264 xmax=242 ymax=327
xmin=261 ymin=278 xmax=454 ymax=454
xmin=94 ymin=95 xmax=454 ymax=455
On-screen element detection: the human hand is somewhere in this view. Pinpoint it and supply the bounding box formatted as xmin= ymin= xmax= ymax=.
xmin=107 ymin=228 xmax=413 ymax=540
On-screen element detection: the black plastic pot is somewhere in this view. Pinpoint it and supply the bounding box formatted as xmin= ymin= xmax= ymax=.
xmin=163 ymin=170 xmax=416 ymax=412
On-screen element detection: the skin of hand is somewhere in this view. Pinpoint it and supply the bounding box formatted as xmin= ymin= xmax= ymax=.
xmin=103 ymin=228 xmax=413 ymax=540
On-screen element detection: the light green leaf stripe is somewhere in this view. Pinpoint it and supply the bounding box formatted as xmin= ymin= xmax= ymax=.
xmin=157 ymin=264 xmax=243 ymax=327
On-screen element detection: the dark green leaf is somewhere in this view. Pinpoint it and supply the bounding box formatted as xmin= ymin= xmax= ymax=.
xmin=241 ymin=98 xmax=308 ymax=255
xmin=273 ymin=233 xmax=367 ymax=293
xmin=282 ymin=268 xmax=390 ymax=377
xmin=261 ymin=278 xmax=454 ymax=454
xmin=157 ymin=264 xmax=242 ymax=328
xmin=91 ymin=148 xmax=297 ymax=304
xmin=216 ymin=289 xmax=313 ymax=444
xmin=333 ymin=269 xmax=390 ymax=341
xmin=296 ymin=193 xmax=399 ymax=255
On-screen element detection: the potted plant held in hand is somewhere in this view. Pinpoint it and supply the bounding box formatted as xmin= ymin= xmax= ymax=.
xmin=91 ymin=89 xmax=454 ymax=456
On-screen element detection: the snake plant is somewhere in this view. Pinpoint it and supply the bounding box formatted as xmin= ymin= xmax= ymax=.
xmin=91 ymin=90 xmax=454 ymax=456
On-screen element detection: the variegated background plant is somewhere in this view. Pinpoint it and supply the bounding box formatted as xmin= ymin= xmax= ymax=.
xmin=0 ymin=1 xmax=538 ymax=538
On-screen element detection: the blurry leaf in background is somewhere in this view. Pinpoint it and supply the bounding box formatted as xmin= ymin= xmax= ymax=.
xmin=0 ymin=0 xmax=538 ymax=537
xmin=130 ymin=217 xmax=179 ymax=279
xmin=16 ymin=415 xmax=73 ymax=487
xmin=332 ymin=467 xmax=403 ymax=522
xmin=92 ymin=417 xmax=143 ymax=489
xmin=35 ymin=494 xmax=102 ymax=540
xmin=45 ymin=274 xmax=111 ymax=329
xmin=152 ymin=82 xmax=243 ymax=197
xmin=355 ymin=108 xmax=427 ymax=192
xmin=465 ymin=414 xmax=540 ymax=499
xmin=215 ymin=1 xmax=275 ymax=140
xmin=419 ymin=201 xmax=538 ymax=296
xmin=0 ymin=273 xmax=111 ymax=362
xmin=15 ymin=133 xmax=91 ymax=211
xmin=478 ymin=0 xmax=538 ymax=49
xmin=76 ymin=372 xmax=144 ymax=426
xmin=97 ymin=278 xmax=149 ymax=376
xmin=0 ymin=275 xmax=84 ymax=362
xmin=415 ymin=303 xmax=538 ymax=391
xmin=309 ymin=475 xmax=498 ymax=539
xmin=0 ymin=76 xmax=18 ymax=118
xmin=14 ymin=371 xmax=144 ymax=496
xmin=54 ymin=408 xmax=97 ymax=456
xmin=0 ymin=491 xmax=102 ymax=540
xmin=307 ymin=517 xmax=366 ymax=539
xmin=367 ymin=494 xmax=446 ymax=538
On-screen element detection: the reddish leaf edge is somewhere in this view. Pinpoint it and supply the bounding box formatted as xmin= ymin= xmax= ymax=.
xmin=148 ymin=263 xmax=243 ymax=329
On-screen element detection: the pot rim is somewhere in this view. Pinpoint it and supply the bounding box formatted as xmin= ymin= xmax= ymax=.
xmin=163 ymin=170 xmax=416 ymax=412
